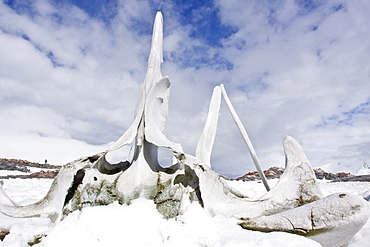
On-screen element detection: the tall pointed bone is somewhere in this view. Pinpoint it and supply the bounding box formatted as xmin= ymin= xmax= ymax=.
xmin=106 ymin=11 xmax=182 ymax=173
xmin=107 ymin=12 xmax=165 ymax=152
xmin=196 ymin=86 xmax=222 ymax=166
xmin=94 ymin=11 xmax=184 ymax=204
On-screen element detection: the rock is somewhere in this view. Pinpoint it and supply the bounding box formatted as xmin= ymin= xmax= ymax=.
xmin=231 ymin=166 xmax=363 ymax=182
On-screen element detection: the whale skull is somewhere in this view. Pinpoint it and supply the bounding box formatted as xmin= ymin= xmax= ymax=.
xmin=0 ymin=12 xmax=369 ymax=247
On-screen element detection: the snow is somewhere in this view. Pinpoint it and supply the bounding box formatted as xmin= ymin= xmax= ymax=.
xmin=2 ymin=179 xmax=53 ymax=205
xmin=0 ymin=168 xmax=59 ymax=178
xmin=0 ymin=171 xmax=27 ymax=177
xmin=1 ymin=178 xmax=369 ymax=246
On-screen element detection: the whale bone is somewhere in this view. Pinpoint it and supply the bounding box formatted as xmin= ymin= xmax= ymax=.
xmin=0 ymin=11 xmax=369 ymax=247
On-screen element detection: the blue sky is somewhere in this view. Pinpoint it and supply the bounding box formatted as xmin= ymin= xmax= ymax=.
xmin=1 ymin=0 xmax=370 ymax=177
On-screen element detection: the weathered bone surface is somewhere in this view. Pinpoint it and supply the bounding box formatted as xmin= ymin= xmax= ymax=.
xmin=0 ymin=11 xmax=369 ymax=247
xmin=196 ymin=85 xmax=221 ymax=167
xmin=239 ymin=192 xmax=370 ymax=247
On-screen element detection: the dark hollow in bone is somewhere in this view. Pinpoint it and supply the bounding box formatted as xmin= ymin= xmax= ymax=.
xmin=64 ymin=169 xmax=85 ymax=206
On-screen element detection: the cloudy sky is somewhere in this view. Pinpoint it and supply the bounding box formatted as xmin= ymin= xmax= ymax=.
xmin=0 ymin=0 xmax=369 ymax=177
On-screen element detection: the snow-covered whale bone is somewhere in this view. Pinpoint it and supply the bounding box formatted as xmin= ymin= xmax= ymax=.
xmin=219 ymin=84 xmax=270 ymax=191
xmin=257 ymin=136 xmax=323 ymax=209
xmin=196 ymin=86 xmax=222 ymax=167
xmin=114 ymin=139 xmax=182 ymax=204
xmin=101 ymin=12 xmax=183 ymax=202
xmin=239 ymin=193 xmax=370 ymax=247
xmin=112 ymin=76 xmax=183 ymax=175
xmin=181 ymin=135 xmax=323 ymax=219
xmin=63 ymin=169 xmax=85 ymax=206
xmin=0 ymin=155 xmax=101 ymax=221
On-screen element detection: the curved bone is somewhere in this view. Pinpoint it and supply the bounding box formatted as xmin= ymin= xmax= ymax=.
xmin=111 ymin=77 xmax=183 ymax=198
xmin=196 ymin=86 xmax=222 ymax=166
xmin=220 ymin=84 xmax=270 ymax=191
xmin=183 ymin=136 xmax=323 ymax=219
xmin=239 ymin=193 xmax=370 ymax=247
xmin=94 ymin=154 xmax=131 ymax=175
xmin=0 ymin=155 xmax=102 ymax=221
xmin=144 ymin=76 xmax=183 ymax=155
xmin=145 ymin=76 xmax=170 ymax=133
xmin=0 ymin=168 xmax=72 ymax=221
xmin=258 ymin=136 xmax=323 ymax=204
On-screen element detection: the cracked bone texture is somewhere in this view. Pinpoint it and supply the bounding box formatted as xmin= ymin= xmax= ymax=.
xmin=240 ymin=193 xmax=370 ymax=247
xmin=185 ymin=136 xmax=324 ymax=219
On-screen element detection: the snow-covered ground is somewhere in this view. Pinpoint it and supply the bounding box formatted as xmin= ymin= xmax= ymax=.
xmin=1 ymin=178 xmax=369 ymax=247
xmin=0 ymin=171 xmax=27 ymax=177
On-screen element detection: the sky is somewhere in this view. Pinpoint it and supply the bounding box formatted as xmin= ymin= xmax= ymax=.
xmin=0 ymin=0 xmax=369 ymax=177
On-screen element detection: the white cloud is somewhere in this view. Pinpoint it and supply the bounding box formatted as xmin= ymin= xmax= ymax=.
xmin=211 ymin=0 xmax=370 ymax=174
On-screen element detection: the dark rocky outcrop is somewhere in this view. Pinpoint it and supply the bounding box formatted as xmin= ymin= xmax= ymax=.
xmin=0 ymin=158 xmax=60 ymax=179
xmin=0 ymin=158 xmax=60 ymax=170
xmin=230 ymin=166 xmax=369 ymax=182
